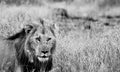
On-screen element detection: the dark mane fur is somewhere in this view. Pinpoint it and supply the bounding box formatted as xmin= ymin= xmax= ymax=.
xmin=7 ymin=29 xmax=26 ymax=40
xmin=7 ymin=25 xmax=53 ymax=72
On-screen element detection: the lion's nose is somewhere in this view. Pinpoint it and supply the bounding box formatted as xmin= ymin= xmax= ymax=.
xmin=41 ymin=51 xmax=48 ymax=54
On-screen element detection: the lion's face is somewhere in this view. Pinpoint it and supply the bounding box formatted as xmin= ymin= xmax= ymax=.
xmin=25 ymin=24 xmax=56 ymax=62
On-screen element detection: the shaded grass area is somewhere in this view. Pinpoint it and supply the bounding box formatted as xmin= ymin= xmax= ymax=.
xmin=0 ymin=5 xmax=120 ymax=72
xmin=1 ymin=0 xmax=120 ymax=6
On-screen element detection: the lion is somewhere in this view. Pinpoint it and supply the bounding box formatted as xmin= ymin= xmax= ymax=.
xmin=6 ymin=20 xmax=57 ymax=72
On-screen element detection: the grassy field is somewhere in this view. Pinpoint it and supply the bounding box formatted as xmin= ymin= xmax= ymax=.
xmin=0 ymin=0 xmax=120 ymax=72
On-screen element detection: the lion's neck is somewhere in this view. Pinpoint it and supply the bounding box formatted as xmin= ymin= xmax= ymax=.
xmin=19 ymin=58 xmax=53 ymax=72
xmin=38 ymin=58 xmax=53 ymax=72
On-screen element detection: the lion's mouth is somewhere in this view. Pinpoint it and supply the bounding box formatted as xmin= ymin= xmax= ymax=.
xmin=37 ymin=55 xmax=49 ymax=61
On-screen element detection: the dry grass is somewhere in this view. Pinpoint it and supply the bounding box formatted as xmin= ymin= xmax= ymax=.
xmin=0 ymin=5 xmax=54 ymax=37
xmin=52 ymin=27 xmax=120 ymax=72
xmin=0 ymin=1 xmax=120 ymax=72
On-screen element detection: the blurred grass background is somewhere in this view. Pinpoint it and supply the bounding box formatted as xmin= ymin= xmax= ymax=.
xmin=0 ymin=0 xmax=120 ymax=72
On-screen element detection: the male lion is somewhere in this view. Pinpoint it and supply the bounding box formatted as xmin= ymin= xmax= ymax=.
xmin=7 ymin=20 xmax=57 ymax=72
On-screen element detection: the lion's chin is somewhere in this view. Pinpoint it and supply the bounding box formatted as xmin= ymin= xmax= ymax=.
xmin=37 ymin=57 xmax=49 ymax=62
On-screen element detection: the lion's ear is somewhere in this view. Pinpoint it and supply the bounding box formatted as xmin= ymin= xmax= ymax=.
xmin=24 ymin=24 xmax=34 ymax=34
xmin=49 ymin=24 xmax=59 ymax=37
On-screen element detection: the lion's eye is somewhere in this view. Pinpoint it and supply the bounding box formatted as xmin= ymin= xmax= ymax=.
xmin=47 ymin=38 xmax=51 ymax=41
xmin=35 ymin=36 xmax=41 ymax=42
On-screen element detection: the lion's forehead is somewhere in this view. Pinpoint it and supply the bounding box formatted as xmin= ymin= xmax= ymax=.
xmin=32 ymin=27 xmax=54 ymax=37
xmin=31 ymin=26 xmax=55 ymax=40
